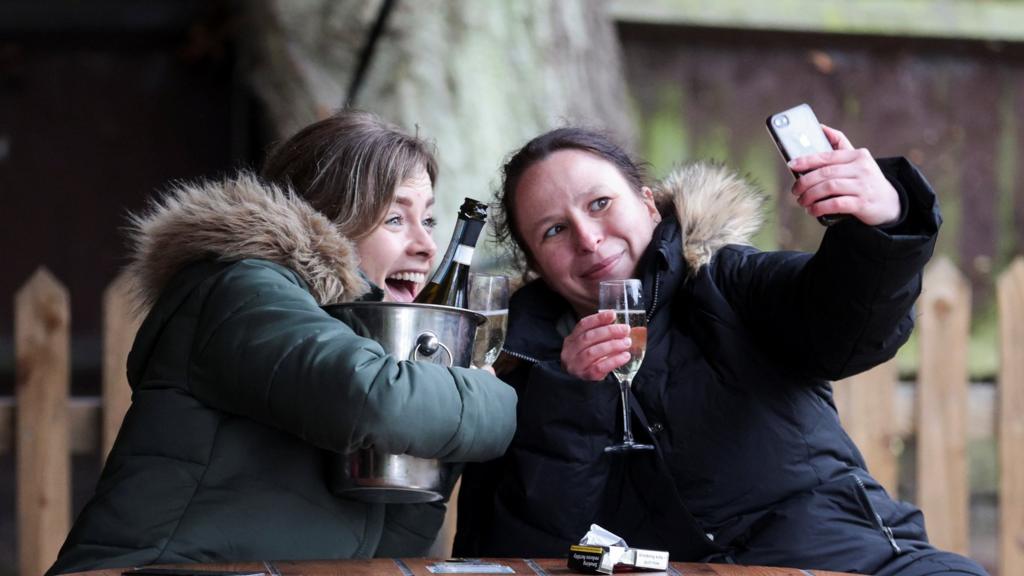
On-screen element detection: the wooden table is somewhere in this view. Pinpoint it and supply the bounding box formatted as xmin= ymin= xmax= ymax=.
xmin=68 ymin=557 xmax=850 ymax=576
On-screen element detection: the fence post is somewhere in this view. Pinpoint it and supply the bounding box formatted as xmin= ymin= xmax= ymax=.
xmin=834 ymin=359 xmax=899 ymax=494
xmin=15 ymin=267 xmax=70 ymax=576
xmin=102 ymin=271 xmax=140 ymax=461
xmin=998 ymin=257 xmax=1024 ymax=576
xmin=918 ymin=257 xmax=971 ymax=554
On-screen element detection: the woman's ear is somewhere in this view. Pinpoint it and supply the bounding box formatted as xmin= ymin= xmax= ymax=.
xmin=641 ymin=186 xmax=661 ymax=223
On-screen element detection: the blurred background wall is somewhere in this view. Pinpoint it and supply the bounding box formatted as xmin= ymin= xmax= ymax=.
xmin=0 ymin=0 xmax=1020 ymax=574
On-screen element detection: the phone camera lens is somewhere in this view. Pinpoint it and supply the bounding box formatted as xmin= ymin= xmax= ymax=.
xmin=773 ymin=115 xmax=790 ymax=128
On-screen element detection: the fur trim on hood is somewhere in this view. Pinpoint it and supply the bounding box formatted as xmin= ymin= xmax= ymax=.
xmin=125 ymin=172 xmax=368 ymax=308
xmin=653 ymin=162 xmax=766 ymax=272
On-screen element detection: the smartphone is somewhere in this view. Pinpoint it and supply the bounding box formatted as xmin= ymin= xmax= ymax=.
xmin=766 ymin=103 xmax=844 ymax=225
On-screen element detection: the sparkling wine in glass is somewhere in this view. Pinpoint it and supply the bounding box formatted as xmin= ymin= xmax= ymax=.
xmin=468 ymin=273 xmax=509 ymax=368
xmin=599 ymin=279 xmax=654 ymax=453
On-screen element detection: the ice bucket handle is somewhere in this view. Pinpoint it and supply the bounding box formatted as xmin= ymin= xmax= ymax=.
xmin=411 ymin=331 xmax=453 ymax=367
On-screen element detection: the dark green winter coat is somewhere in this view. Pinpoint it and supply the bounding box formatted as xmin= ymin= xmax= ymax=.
xmin=48 ymin=175 xmax=517 ymax=575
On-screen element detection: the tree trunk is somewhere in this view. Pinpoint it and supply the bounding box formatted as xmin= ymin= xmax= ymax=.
xmin=240 ymin=0 xmax=633 ymax=267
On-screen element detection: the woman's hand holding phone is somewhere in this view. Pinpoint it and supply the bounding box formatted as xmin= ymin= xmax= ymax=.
xmin=787 ymin=125 xmax=901 ymax=227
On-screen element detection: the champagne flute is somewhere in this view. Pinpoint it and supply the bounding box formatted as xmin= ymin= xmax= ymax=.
xmin=468 ymin=273 xmax=509 ymax=368
xmin=599 ymin=279 xmax=654 ymax=452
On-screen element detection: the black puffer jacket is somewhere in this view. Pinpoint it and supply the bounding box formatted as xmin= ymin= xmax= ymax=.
xmin=456 ymin=159 xmax=946 ymax=574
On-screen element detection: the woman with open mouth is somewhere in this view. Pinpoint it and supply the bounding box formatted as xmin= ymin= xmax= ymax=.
xmin=46 ymin=110 xmax=517 ymax=575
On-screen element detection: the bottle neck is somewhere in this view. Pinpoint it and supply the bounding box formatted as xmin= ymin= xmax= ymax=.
xmin=429 ymin=217 xmax=484 ymax=282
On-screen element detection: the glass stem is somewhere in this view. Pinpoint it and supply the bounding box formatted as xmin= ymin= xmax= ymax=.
xmin=619 ymin=381 xmax=634 ymax=444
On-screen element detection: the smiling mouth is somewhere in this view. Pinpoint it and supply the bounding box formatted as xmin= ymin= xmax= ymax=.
xmin=385 ymin=271 xmax=427 ymax=302
xmin=579 ymin=253 xmax=622 ymax=279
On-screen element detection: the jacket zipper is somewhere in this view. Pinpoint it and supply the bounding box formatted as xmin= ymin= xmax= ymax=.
xmin=850 ymin=473 xmax=901 ymax=555
xmin=647 ymin=270 xmax=663 ymax=323
xmin=502 ymin=348 xmax=541 ymax=364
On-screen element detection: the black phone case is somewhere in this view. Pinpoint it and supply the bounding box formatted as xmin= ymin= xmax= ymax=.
xmin=766 ymin=103 xmax=846 ymax=226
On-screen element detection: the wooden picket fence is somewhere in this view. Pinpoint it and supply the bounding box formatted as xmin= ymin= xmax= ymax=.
xmin=11 ymin=269 xmax=139 ymax=576
xmin=7 ymin=256 xmax=1024 ymax=576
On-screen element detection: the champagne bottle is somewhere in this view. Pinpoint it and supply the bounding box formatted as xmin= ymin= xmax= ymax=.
xmin=414 ymin=197 xmax=488 ymax=308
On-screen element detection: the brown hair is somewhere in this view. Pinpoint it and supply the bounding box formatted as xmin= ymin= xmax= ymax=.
xmin=496 ymin=127 xmax=648 ymax=271
xmin=261 ymin=109 xmax=438 ymax=240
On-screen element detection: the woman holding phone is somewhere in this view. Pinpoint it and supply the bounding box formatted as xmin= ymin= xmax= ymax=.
xmin=455 ymin=126 xmax=986 ymax=576
xmin=47 ymin=110 xmax=517 ymax=575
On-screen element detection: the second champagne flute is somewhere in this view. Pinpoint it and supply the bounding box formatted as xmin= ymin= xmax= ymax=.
xmin=599 ymin=279 xmax=654 ymax=452
xmin=468 ymin=273 xmax=509 ymax=368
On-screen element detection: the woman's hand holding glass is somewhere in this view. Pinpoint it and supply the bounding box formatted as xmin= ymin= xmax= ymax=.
xmin=561 ymin=280 xmax=652 ymax=452
xmin=560 ymin=311 xmax=633 ymax=382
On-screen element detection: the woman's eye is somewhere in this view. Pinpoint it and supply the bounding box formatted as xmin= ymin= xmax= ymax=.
xmin=543 ymin=224 xmax=565 ymax=239
xmin=423 ymin=217 xmax=437 ymax=231
xmin=385 ymin=214 xmax=402 ymax=226
xmin=589 ymin=197 xmax=610 ymax=211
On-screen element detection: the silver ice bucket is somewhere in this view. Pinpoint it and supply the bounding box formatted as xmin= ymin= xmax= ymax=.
xmin=322 ymin=301 xmax=484 ymax=503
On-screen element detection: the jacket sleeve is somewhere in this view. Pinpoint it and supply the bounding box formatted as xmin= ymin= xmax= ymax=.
xmin=710 ymin=157 xmax=940 ymax=380
xmin=186 ymin=259 xmax=517 ymax=463
xmin=455 ymin=358 xmax=619 ymax=556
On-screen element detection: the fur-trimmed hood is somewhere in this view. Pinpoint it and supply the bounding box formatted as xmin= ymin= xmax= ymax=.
xmin=125 ymin=172 xmax=368 ymax=308
xmin=653 ymin=162 xmax=765 ymax=272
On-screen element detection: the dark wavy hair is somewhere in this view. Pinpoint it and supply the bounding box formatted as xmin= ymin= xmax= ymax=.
xmin=495 ymin=127 xmax=648 ymax=272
